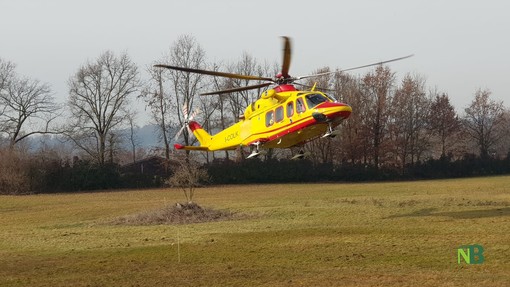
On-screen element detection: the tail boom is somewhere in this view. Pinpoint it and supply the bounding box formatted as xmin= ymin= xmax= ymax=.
xmin=174 ymin=121 xmax=243 ymax=151
xmin=174 ymin=144 xmax=210 ymax=151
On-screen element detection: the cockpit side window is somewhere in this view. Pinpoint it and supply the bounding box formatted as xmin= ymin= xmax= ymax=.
xmin=305 ymin=93 xmax=329 ymax=109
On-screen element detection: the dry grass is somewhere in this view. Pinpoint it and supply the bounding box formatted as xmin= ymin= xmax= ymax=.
xmin=1 ymin=176 xmax=510 ymax=286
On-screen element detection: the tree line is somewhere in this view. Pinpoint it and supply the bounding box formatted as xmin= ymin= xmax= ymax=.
xmin=1 ymin=35 xmax=509 ymax=194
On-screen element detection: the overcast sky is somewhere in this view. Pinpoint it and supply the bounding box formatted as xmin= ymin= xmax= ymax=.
xmin=2 ymin=0 xmax=509 ymax=123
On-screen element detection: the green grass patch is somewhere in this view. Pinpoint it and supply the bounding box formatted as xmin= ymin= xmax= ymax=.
xmin=1 ymin=176 xmax=510 ymax=286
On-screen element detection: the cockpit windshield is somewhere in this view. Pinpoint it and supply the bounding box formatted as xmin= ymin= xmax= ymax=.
xmin=305 ymin=93 xmax=330 ymax=109
xmin=325 ymin=93 xmax=338 ymax=102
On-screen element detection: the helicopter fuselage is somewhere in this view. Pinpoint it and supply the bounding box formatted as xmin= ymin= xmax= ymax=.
xmin=178 ymin=85 xmax=352 ymax=152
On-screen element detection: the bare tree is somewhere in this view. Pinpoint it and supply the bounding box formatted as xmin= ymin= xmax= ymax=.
xmin=0 ymin=58 xmax=16 ymax=95
xmin=142 ymin=64 xmax=173 ymax=168
xmin=167 ymin=156 xmax=209 ymax=204
xmin=361 ymin=65 xmax=395 ymax=168
xmin=428 ymin=92 xmax=460 ymax=159
xmin=494 ymin=110 xmax=510 ymax=157
xmin=67 ymin=51 xmax=140 ymax=165
xmin=126 ymin=111 xmax=140 ymax=164
xmin=334 ymin=72 xmax=368 ymax=164
xmin=0 ymin=75 xmax=59 ymax=148
xmin=390 ymin=74 xmax=430 ymax=169
xmin=165 ymin=35 xmax=206 ymax=147
xmin=304 ymin=66 xmax=333 ymax=92
xmin=463 ymin=88 xmax=505 ymax=158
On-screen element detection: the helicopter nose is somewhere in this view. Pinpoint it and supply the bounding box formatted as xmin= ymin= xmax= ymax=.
xmin=315 ymin=102 xmax=352 ymax=120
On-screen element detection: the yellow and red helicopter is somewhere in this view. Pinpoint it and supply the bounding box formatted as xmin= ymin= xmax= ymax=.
xmin=156 ymin=37 xmax=411 ymax=159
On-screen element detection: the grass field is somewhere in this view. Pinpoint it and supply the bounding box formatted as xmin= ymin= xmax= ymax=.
xmin=1 ymin=176 xmax=510 ymax=286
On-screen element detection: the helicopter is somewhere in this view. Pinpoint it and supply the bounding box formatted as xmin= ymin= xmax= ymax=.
xmin=155 ymin=37 xmax=411 ymax=159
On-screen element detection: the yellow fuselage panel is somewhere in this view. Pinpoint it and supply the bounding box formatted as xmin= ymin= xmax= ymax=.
xmin=207 ymin=122 xmax=243 ymax=150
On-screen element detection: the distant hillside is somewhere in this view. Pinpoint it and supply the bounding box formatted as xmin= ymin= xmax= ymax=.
xmin=18 ymin=124 xmax=177 ymax=151
xmin=134 ymin=124 xmax=163 ymax=148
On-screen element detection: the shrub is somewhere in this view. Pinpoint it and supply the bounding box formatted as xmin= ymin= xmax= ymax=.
xmin=0 ymin=149 xmax=31 ymax=194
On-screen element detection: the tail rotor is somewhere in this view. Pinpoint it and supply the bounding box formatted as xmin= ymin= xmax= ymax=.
xmin=174 ymin=104 xmax=200 ymax=142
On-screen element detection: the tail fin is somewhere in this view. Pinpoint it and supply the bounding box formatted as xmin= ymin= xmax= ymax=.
xmin=173 ymin=121 xmax=212 ymax=151
xmin=188 ymin=121 xmax=212 ymax=147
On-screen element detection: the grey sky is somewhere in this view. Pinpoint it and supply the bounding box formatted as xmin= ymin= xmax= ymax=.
xmin=2 ymin=0 xmax=509 ymax=122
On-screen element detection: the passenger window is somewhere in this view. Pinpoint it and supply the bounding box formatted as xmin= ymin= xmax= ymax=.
xmin=275 ymin=106 xmax=284 ymax=123
xmin=296 ymin=97 xmax=306 ymax=113
xmin=286 ymin=101 xmax=294 ymax=118
xmin=265 ymin=110 xmax=274 ymax=126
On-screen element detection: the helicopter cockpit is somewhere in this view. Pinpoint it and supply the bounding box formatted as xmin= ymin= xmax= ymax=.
xmin=304 ymin=93 xmax=332 ymax=109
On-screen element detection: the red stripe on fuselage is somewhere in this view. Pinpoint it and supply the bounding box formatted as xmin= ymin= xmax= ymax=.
xmin=316 ymin=102 xmax=349 ymax=109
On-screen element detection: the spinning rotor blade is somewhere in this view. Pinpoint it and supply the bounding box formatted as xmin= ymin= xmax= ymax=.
xmin=200 ymin=82 xmax=272 ymax=96
xmin=281 ymin=36 xmax=292 ymax=78
xmin=154 ymin=64 xmax=273 ymax=82
xmin=293 ymin=82 xmax=336 ymax=92
xmin=297 ymin=54 xmax=414 ymax=80
xmin=174 ymin=124 xmax=186 ymax=141
xmin=338 ymin=54 xmax=414 ymax=73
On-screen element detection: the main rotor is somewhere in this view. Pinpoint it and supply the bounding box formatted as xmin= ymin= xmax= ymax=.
xmin=155 ymin=37 xmax=412 ymax=96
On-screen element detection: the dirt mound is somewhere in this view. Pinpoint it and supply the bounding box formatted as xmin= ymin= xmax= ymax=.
xmin=111 ymin=202 xmax=238 ymax=225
